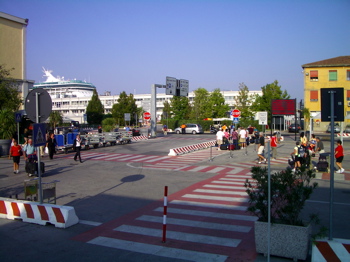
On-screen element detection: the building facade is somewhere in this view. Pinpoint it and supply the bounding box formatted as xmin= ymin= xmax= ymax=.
xmin=0 ymin=12 xmax=33 ymax=107
xmin=302 ymin=56 xmax=350 ymax=131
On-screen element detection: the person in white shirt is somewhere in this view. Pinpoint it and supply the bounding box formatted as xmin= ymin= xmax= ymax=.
xmin=239 ymin=127 xmax=247 ymax=149
xmin=216 ymin=128 xmax=225 ymax=150
xmin=73 ymin=134 xmax=83 ymax=163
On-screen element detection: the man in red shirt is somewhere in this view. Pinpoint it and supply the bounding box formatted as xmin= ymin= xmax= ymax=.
xmin=335 ymin=140 xmax=344 ymax=173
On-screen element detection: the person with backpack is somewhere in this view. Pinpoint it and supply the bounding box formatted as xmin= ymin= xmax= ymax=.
xmin=292 ymin=141 xmax=304 ymax=172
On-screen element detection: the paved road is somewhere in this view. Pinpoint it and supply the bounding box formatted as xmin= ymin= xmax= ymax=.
xmin=0 ymin=132 xmax=349 ymax=261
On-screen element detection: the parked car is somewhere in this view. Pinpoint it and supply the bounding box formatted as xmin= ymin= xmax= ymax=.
xmin=174 ymin=124 xmax=203 ymax=134
xmin=326 ymin=123 xmax=341 ymax=133
xmin=344 ymin=125 xmax=350 ymax=133
xmin=288 ymin=124 xmax=301 ymax=133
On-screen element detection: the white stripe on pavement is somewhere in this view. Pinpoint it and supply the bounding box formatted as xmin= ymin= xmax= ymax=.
xmin=203 ymin=184 xmax=246 ymax=190
xmin=88 ymin=236 xmax=228 ymax=262
xmin=114 ymin=225 xmax=241 ymax=247
xmin=154 ymin=207 xmax=257 ymax=222
xmin=182 ymin=194 xmax=248 ymax=203
xmin=170 ymin=199 xmax=248 ymax=211
xmin=194 ymin=189 xmax=247 ymax=196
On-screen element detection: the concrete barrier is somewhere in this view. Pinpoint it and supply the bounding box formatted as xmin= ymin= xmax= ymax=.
xmin=0 ymin=197 xmax=79 ymax=228
xmin=168 ymin=140 xmax=216 ymax=156
xmin=337 ymin=133 xmax=350 ymax=137
xmin=312 ymin=238 xmax=350 ymax=261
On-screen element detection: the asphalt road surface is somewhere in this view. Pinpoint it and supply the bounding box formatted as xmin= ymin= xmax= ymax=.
xmin=0 ymin=132 xmax=349 ymax=262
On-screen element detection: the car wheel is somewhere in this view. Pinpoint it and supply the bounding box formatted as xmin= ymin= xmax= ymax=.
xmin=176 ymin=130 xmax=180 ymax=134
xmin=192 ymin=130 xmax=197 ymax=134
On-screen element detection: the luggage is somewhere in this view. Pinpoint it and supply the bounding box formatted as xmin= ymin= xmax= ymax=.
xmin=36 ymin=162 xmax=45 ymax=174
xmin=288 ymin=155 xmax=295 ymax=169
xmin=246 ymin=137 xmax=250 ymax=146
xmin=228 ymin=144 xmax=235 ymax=150
xmin=25 ymin=161 xmax=36 ymax=174
xmin=316 ymin=154 xmax=328 ymax=172
xmin=220 ymin=144 xmax=228 ymax=150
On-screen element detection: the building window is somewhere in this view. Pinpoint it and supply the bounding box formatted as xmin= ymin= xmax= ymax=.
xmin=310 ymin=90 xmax=318 ymax=101
xmin=329 ymin=70 xmax=337 ymax=81
xmin=347 ymin=70 xmax=350 ymax=81
xmin=310 ymin=70 xmax=318 ymax=81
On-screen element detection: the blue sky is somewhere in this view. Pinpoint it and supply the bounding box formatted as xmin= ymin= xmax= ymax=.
xmin=1 ymin=0 xmax=349 ymax=100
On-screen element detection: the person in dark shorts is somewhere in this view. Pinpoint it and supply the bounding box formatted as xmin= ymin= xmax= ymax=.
xmin=257 ymin=132 xmax=266 ymax=164
xmin=9 ymin=140 xmax=22 ymax=174
xmin=335 ymin=140 xmax=344 ymax=173
xmin=292 ymin=141 xmax=303 ymax=172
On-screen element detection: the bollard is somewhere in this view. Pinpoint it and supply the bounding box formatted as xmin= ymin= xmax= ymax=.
xmin=162 ymin=186 xmax=168 ymax=243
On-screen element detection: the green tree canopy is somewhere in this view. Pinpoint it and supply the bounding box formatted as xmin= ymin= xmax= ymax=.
xmin=86 ymin=89 xmax=104 ymax=125
xmin=209 ymin=88 xmax=230 ymax=118
xmin=170 ymin=96 xmax=191 ymax=120
xmin=49 ymin=111 xmax=63 ymax=129
xmin=0 ymin=65 xmax=22 ymax=112
xmin=162 ymin=100 xmax=172 ymax=119
xmin=251 ymin=80 xmax=290 ymax=125
xmin=191 ymin=88 xmax=210 ymax=120
xmin=234 ymin=83 xmax=255 ymax=122
xmin=111 ymin=91 xmax=138 ymax=126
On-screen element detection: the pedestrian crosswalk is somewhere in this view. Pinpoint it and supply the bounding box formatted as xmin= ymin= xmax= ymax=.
xmin=73 ymin=170 xmax=258 ymax=261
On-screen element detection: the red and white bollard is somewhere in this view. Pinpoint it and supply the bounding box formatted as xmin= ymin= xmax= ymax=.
xmin=162 ymin=186 xmax=168 ymax=243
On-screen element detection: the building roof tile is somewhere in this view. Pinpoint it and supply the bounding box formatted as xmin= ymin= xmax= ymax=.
xmin=302 ymin=56 xmax=350 ymax=68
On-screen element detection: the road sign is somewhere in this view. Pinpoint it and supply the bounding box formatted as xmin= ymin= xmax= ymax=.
xmin=124 ymin=113 xmax=131 ymax=121
xmin=232 ymin=109 xmax=241 ymax=118
xmin=33 ymin=123 xmax=47 ymax=147
xmin=257 ymin=111 xmax=268 ymax=125
xmin=25 ymin=88 xmax=52 ymax=123
xmin=179 ymin=79 xmax=189 ymax=97
xmin=233 ymin=117 xmax=239 ymax=123
xmin=143 ymin=112 xmax=151 ymax=120
xmin=15 ymin=112 xmax=22 ymax=123
xmin=166 ymin=76 xmax=177 ymax=95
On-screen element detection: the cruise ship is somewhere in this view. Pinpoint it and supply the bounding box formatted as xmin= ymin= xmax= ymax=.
xmin=33 ymin=68 xmax=96 ymax=99
xmin=32 ymin=68 xmax=263 ymax=123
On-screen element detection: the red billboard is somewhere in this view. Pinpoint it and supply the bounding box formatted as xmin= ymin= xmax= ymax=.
xmin=271 ymin=99 xmax=296 ymax=115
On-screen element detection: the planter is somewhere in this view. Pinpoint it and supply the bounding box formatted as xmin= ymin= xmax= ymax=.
xmin=255 ymin=221 xmax=312 ymax=261
xmin=0 ymin=139 xmax=11 ymax=157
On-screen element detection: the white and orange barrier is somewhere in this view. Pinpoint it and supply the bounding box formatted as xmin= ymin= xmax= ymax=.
xmin=168 ymin=140 xmax=216 ymax=156
xmin=337 ymin=133 xmax=350 ymax=137
xmin=0 ymin=197 xmax=79 ymax=228
xmin=312 ymin=238 xmax=350 ymax=261
xmin=131 ymin=135 xmax=149 ymax=141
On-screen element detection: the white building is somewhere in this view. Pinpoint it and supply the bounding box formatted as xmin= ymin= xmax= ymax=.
xmin=33 ymin=69 xmax=263 ymax=123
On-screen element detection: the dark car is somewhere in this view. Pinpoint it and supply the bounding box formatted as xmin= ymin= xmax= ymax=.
xmin=288 ymin=124 xmax=301 ymax=133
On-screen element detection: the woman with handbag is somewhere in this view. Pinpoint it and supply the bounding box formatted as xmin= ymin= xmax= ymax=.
xmin=9 ymin=139 xmax=22 ymax=174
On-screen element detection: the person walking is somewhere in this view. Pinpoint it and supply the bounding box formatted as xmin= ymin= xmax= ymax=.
xmin=230 ymin=128 xmax=239 ymax=150
xmin=216 ymin=128 xmax=224 ymax=150
xmin=23 ymin=138 xmax=37 ymax=177
xmin=162 ymin=124 xmax=168 ymax=136
xmin=73 ymin=134 xmax=83 ymax=163
xmin=335 ymin=140 xmax=344 ymax=173
xmin=270 ymin=132 xmax=279 ymax=159
xmin=9 ymin=140 xmax=22 ymax=174
xmin=239 ymin=127 xmax=247 ymax=149
xmin=292 ymin=141 xmax=303 ymax=172
xmin=257 ymin=133 xmax=266 ymax=164
xmin=46 ymin=133 xmax=57 ymax=160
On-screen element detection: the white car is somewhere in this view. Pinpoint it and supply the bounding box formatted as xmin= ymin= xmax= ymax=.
xmin=174 ymin=124 xmax=203 ymax=134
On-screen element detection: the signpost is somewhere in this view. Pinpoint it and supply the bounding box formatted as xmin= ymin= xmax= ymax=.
xmin=15 ymin=112 xmax=22 ymax=143
xmin=25 ymin=88 xmax=52 ymax=204
xmin=143 ymin=112 xmax=151 ymax=120
xmin=166 ymin=77 xmax=177 ymax=95
xmin=179 ymin=79 xmax=189 ymax=97
xmin=232 ymin=109 xmax=241 ymax=118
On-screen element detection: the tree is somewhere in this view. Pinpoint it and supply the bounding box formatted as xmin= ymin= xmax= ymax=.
xmin=86 ymin=89 xmax=104 ymax=125
xmin=234 ymin=83 xmax=255 ymax=122
xmin=251 ymin=80 xmax=290 ymax=125
xmin=111 ymin=91 xmax=138 ymax=126
xmin=49 ymin=111 xmax=63 ymax=130
xmin=162 ymin=100 xmax=172 ymax=119
xmin=170 ymin=96 xmax=191 ymax=120
xmin=0 ymin=65 xmax=22 ymax=112
xmin=302 ymin=107 xmax=311 ymax=132
xmin=209 ymin=88 xmax=230 ymax=118
xmin=191 ymin=88 xmax=211 ymax=120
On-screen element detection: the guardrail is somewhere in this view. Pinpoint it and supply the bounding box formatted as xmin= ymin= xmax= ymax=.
xmin=168 ymin=140 xmax=216 ymax=156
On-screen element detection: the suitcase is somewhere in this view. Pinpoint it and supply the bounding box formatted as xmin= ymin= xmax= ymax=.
xmin=25 ymin=161 xmax=36 ymax=174
xmin=228 ymin=144 xmax=235 ymax=150
xmin=36 ymin=162 xmax=45 ymax=174
xmin=316 ymin=161 xmax=328 ymax=172
xmin=220 ymin=144 xmax=228 ymax=150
